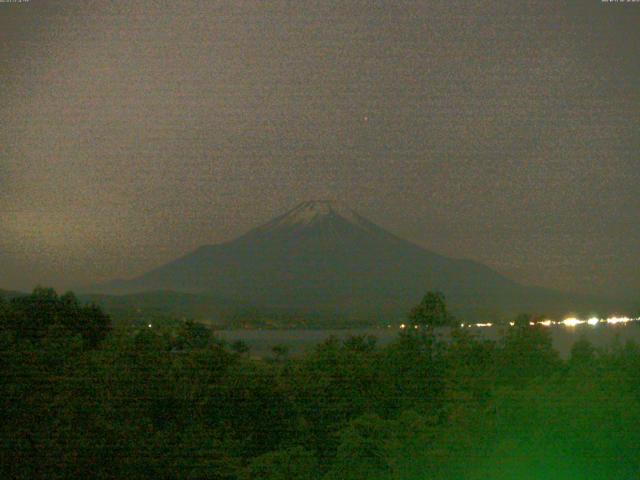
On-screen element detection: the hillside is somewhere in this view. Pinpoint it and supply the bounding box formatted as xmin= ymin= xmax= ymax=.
xmin=92 ymin=201 xmax=617 ymax=323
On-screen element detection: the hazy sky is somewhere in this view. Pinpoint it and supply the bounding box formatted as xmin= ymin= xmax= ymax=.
xmin=1 ymin=1 xmax=638 ymax=299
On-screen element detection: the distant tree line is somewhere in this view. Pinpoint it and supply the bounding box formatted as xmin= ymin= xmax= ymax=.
xmin=1 ymin=288 xmax=639 ymax=478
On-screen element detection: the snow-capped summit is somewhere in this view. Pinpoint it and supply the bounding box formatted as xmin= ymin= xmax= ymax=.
xmin=94 ymin=200 xmax=601 ymax=323
xmin=279 ymin=200 xmax=356 ymax=225
xmin=251 ymin=200 xmax=375 ymax=236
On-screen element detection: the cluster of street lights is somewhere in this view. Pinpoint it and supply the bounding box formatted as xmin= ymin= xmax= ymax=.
xmin=398 ymin=316 xmax=639 ymax=330
xmin=462 ymin=316 xmax=639 ymax=329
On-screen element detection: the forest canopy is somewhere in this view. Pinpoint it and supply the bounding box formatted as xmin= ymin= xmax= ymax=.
xmin=1 ymin=288 xmax=639 ymax=479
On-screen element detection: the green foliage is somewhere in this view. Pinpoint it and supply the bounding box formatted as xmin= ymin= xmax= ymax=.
xmin=6 ymin=287 xmax=111 ymax=347
xmin=271 ymin=343 xmax=290 ymax=359
xmin=408 ymin=291 xmax=453 ymax=328
xmin=2 ymin=289 xmax=640 ymax=479
xmin=174 ymin=319 xmax=214 ymax=349
xmin=569 ymin=335 xmax=596 ymax=367
xmin=248 ymin=446 xmax=318 ymax=480
xmin=230 ymin=339 xmax=250 ymax=355
xmin=497 ymin=319 xmax=560 ymax=386
xmin=325 ymin=414 xmax=392 ymax=480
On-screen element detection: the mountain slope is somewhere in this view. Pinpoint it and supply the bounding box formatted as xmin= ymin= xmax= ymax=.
xmin=95 ymin=201 xmax=613 ymax=322
xmin=0 ymin=289 xmax=26 ymax=300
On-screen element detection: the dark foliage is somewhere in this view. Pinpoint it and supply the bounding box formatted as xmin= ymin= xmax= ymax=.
xmin=408 ymin=291 xmax=454 ymax=328
xmin=1 ymin=289 xmax=639 ymax=478
xmin=6 ymin=288 xmax=111 ymax=347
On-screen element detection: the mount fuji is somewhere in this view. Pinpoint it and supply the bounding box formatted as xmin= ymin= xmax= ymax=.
xmin=94 ymin=201 xmax=608 ymax=323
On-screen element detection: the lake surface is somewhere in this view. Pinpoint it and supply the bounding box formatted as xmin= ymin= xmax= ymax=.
xmin=217 ymin=324 xmax=640 ymax=358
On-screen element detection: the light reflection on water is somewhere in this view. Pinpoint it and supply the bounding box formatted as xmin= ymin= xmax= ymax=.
xmin=459 ymin=315 xmax=639 ymax=329
xmin=217 ymin=318 xmax=640 ymax=359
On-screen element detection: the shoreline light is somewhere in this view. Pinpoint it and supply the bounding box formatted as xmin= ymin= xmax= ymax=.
xmin=606 ymin=316 xmax=632 ymax=325
xmin=560 ymin=318 xmax=584 ymax=327
xmin=398 ymin=316 xmax=639 ymax=330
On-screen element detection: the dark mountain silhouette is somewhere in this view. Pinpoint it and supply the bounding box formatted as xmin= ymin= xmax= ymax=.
xmin=0 ymin=289 xmax=25 ymax=300
xmin=93 ymin=201 xmax=615 ymax=323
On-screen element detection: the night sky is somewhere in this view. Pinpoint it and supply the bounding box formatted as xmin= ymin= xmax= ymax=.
xmin=1 ymin=1 xmax=638 ymax=300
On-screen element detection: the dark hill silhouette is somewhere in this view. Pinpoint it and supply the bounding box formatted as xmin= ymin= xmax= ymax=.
xmin=93 ymin=201 xmax=615 ymax=323
xmin=0 ymin=289 xmax=25 ymax=300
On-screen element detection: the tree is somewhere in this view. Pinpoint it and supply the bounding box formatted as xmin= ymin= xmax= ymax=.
xmin=248 ymin=446 xmax=317 ymax=480
xmin=271 ymin=344 xmax=290 ymax=360
xmin=0 ymin=296 xmax=8 ymax=332
xmin=408 ymin=291 xmax=453 ymax=329
xmin=175 ymin=320 xmax=213 ymax=349
xmin=5 ymin=288 xmax=110 ymax=347
xmin=343 ymin=335 xmax=377 ymax=353
xmin=231 ymin=339 xmax=250 ymax=355
xmin=497 ymin=316 xmax=560 ymax=386
xmin=324 ymin=414 xmax=392 ymax=480
xmin=513 ymin=313 xmax=532 ymax=327
xmin=569 ymin=336 xmax=596 ymax=367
